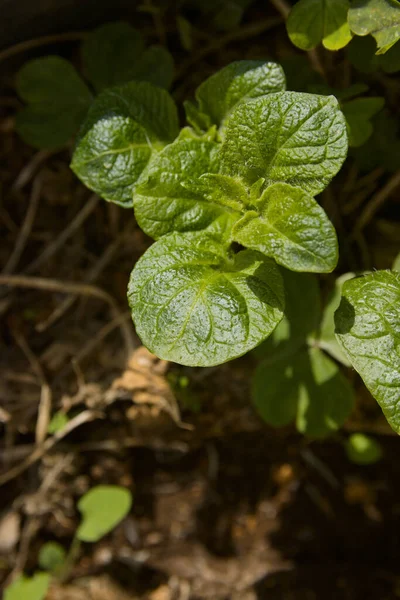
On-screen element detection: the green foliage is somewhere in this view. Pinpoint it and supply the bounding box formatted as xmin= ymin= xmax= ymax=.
xmin=394 ymin=253 xmax=400 ymax=272
xmin=252 ymin=269 xmax=354 ymax=437
xmin=188 ymin=60 xmax=286 ymax=127
xmin=348 ymin=0 xmax=400 ymax=54
xmin=287 ymin=0 xmax=352 ymax=51
xmin=47 ymin=410 xmax=69 ymax=434
xmin=15 ymin=22 xmax=174 ymax=150
xmin=342 ymin=97 xmax=385 ymax=147
xmin=82 ymin=22 xmax=173 ymax=92
xmin=38 ymin=542 xmax=66 ymax=573
xmin=253 ymin=346 xmax=354 ymax=437
xmin=347 ymin=35 xmax=400 ymax=73
xmin=77 ymin=485 xmax=132 ymax=542
xmin=4 ymin=573 xmax=50 ymax=600
xmin=335 ymin=271 xmax=400 ymax=434
xmin=345 ymin=433 xmax=383 ymax=464
xmin=15 ymin=57 xmax=92 ymax=149
xmin=351 ymin=110 xmax=400 ymax=172
xmin=71 ymin=81 xmax=179 ymax=207
xmin=128 ymin=230 xmax=284 ymax=366
xmin=72 ymin=59 xmax=349 ymax=367
xmin=319 ymin=273 xmax=354 ymax=366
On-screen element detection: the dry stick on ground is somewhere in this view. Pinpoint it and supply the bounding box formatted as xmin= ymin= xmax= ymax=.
xmin=0 ymin=31 xmax=87 ymax=63
xmin=2 ymin=177 xmax=42 ymax=274
xmin=36 ymin=219 xmax=136 ymax=332
xmin=0 ymin=409 xmax=102 ymax=486
xmin=175 ymin=16 xmax=283 ymax=82
xmin=13 ymin=150 xmax=58 ymax=191
xmin=0 ymin=274 xmax=135 ymax=356
xmin=11 ymin=328 xmax=52 ymax=445
xmin=353 ymin=170 xmax=400 ymax=236
xmin=24 ymin=193 xmax=100 ymax=274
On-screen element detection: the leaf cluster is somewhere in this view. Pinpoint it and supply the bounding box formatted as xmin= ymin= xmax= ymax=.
xmin=71 ymin=60 xmax=349 ymax=367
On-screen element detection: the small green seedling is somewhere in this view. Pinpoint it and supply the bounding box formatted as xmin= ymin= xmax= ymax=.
xmin=76 ymin=485 xmax=132 ymax=542
xmin=71 ymin=60 xmax=349 ymax=367
xmin=286 ymin=0 xmax=400 ymax=54
xmin=345 ymin=433 xmax=383 ymax=465
xmin=15 ymin=21 xmax=174 ymax=149
xmin=4 ymin=485 xmax=132 ymax=600
xmin=4 ymin=572 xmax=50 ymax=600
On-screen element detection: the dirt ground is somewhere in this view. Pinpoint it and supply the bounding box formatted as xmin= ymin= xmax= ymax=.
xmin=1 ymin=2 xmax=400 ymax=599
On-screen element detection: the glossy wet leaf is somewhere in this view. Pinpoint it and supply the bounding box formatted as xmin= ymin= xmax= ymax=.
xmin=133 ymin=134 xmax=235 ymax=239
xmin=342 ymin=97 xmax=385 ymax=147
xmin=4 ymin=573 xmax=50 ymax=600
xmin=232 ymin=183 xmax=338 ymax=272
xmin=253 ymin=347 xmax=354 ymax=437
xmin=128 ymin=231 xmax=284 ymax=366
xmin=194 ymin=60 xmax=286 ymax=127
xmin=348 ymin=0 xmax=400 ymax=54
xmin=346 ymin=433 xmax=383 ymax=464
xmin=335 ymin=271 xmax=400 ymax=433
xmin=71 ymin=81 xmax=179 ymax=206
xmin=16 ymin=56 xmax=92 ymax=149
xmin=220 ymin=92 xmax=348 ymax=196
xmin=38 ymin=541 xmax=66 ymax=572
xmin=77 ymin=485 xmax=132 ymax=542
xmin=287 ymin=0 xmax=352 ymax=51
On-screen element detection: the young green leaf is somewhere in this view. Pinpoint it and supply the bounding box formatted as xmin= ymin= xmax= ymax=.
xmin=128 ymin=231 xmax=284 ymax=366
xmin=71 ymin=81 xmax=179 ymax=206
xmin=131 ymin=46 xmax=174 ymax=90
xmin=393 ymin=253 xmax=400 ymax=271
xmin=232 ymin=183 xmax=338 ymax=273
xmin=38 ymin=542 xmax=66 ymax=572
xmin=335 ymin=271 xmax=400 ymax=433
xmin=287 ymin=0 xmax=352 ymax=51
xmin=345 ymin=433 xmax=383 ymax=464
xmin=4 ymin=573 xmax=50 ymax=600
xmin=82 ymin=22 xmax=145 ymax=92
xmin=193 ymin=60 xmax=286 ymax=128
xmin=342 ymin=97 xmax=385 ymax=147
xmin=220 ymin=92 xmax=348 ymax=196
xmin=253 ymin=346 xmax=354 ymax=437
xmin=77 ymin=485 xmax=132 ymax=542
xmin=133 ymin=134 xmax=237 ymax=239
xmin=348 ymin=0 xmax=400 ymax=54
xmin=16 ymin=56 xmax=92 ymax=149
xmin=318 ymin=273 xmax=354 ymax=366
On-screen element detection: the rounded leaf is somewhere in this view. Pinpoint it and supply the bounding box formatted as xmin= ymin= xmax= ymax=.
xmin=128 ymin=231 xmax=284 ymax=367
xmin=220 ymin=91 xmax=348 ymax=196
xmin=77 ymin=485 xmax=132 ymax=542
xmin=71 ymin=81 xmax=179 ymax=206
xmin=346 ymin=433 xmax=383 ymax=465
